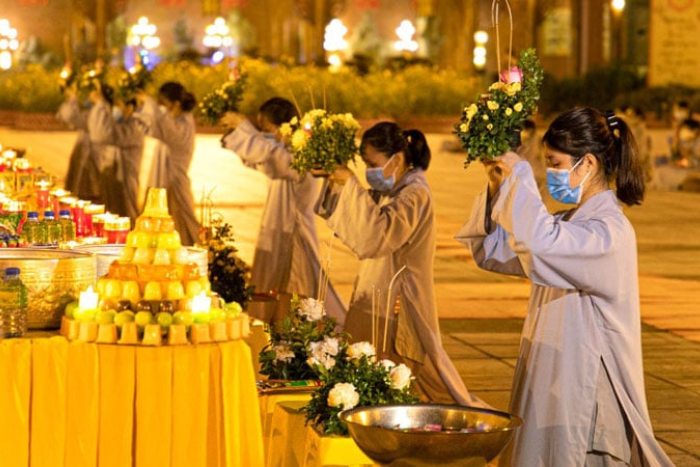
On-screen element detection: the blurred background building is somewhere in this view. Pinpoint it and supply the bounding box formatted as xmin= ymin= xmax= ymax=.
xmin=0 ymin=0 xmax=696 ymax=86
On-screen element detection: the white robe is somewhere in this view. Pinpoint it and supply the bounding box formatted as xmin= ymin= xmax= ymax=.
xmin=221 ymin=120 xmax=347 ymax=325
xmin=147 ymin=110 xmax=200 ymax=246
xmin=455 ymin=161 xmax=672 ymax=466
xmin=317 ymin=170 xmax=483 ymax=406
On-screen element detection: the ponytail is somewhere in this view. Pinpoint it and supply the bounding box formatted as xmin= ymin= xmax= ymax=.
xmin=403 ymin=129 xmax=431 ymax=170
xmin=606 ymin=112 xmax=644 ymax=205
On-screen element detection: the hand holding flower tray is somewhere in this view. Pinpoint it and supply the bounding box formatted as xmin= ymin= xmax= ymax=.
xmin=455 ymin=48 xmax=544 ymax=166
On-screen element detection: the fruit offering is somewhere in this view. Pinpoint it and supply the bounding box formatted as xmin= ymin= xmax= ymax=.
xmin=60 ymin=188 xmax=249 ymax=345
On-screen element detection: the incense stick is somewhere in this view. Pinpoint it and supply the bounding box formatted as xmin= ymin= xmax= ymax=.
xmin=382 ymin=266 xmax=407 ymax=356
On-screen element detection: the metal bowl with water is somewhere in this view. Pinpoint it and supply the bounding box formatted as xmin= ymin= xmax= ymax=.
xmin=0 ymin=248 xmax=96 ymax=329
xmin=339 ymin=404 xmax=522 ymax=467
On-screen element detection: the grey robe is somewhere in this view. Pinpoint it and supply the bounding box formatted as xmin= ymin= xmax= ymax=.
xmin=148 ymin=110 xmax=200 ymax=246
xmin=221 ymin=120 xmax=347 ymax=325
xmin=317 ymin=170 xmax=482 ymax=406
xmin=139 ymin=96 xmax=170 ymax=194
xmin=55 ymin=98 xmax=107 ymax=202
xmin=110 ymin=116 xmax=147 ymax=220
xmin=455 ymin=161 xmax=672 ymax=466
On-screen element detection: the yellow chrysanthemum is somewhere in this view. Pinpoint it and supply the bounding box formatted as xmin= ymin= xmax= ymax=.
xmin=514 ymin=102 xmax=523 ymax=112
xmin=460 ymin=123 xmax=468 ymax=133
xmin=290 ymin=116 xmax=298 ymax=126
xmin=291 ymin=130 xmax=309 ymax=149
xmin=487 ymin=101 xmax=499 ymax=111
xmin=489 ymin=82 xmax=504 ymax=91
xmin=505 ymin=108 xmax=513 ymax=116
xmin=487 ymin=124 xmax=493 ymax=131
xmin=465 ymin=104 xmax=478 ymax=120
xmin=482 ymin=114 xmax=489 ymax=121
xmin=279 ymin=123 xmax=293 ymax=137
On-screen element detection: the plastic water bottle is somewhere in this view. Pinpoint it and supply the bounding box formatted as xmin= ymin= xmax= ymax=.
xmin=23 ymin=211 xmax=47 ymax=246
xmin=59 ymin=209 xmax=76 ymax=242
xmin=43 ymin=211 xmax=62 ymax=245
xmin=0 ymin=267 xmax=28 ymax=338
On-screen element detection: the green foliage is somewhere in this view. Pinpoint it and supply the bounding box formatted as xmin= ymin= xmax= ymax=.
xmin=0 ymin=65 xmax=64 ymax=112
xmin=207 ymin=217 xmax=254 ymax=307
xmin=455 ymin=48 xmax=544 ymax=165
xmin=259 ymin=296 xmax=342 ymax=380
xmin=197 ymin=73 xmax=247 ymax=125
xmin=303 ymin=347 xmax=420 ymax=436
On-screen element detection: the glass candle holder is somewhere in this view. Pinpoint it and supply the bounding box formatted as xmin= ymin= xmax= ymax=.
xmin=105 ymin=217 xmax=131 ymax=244
xmin=92 ymin=213 xmax=117 ymax=238
xmin=83 ymin=203 xmax=105 ymax=238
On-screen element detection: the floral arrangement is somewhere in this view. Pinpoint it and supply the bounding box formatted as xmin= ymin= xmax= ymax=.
xmin=455 ymin=48 xmax=544 ymax=165
xmin=116 ymin=61 xmax=152 ymax=102
xmin=280 ymin=109 xmax=360 ymax=175
xmin=206 ymin=217 xmax=254 ymax=308
xmin=198 ymin=73 xmax=248 ymax=126
xmin=303 ymin=341 xmax=419 ymax=436
xmin=259 ymin=295 xmax=341 ymax=381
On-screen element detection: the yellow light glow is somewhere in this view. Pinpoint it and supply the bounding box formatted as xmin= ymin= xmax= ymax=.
xmin=324 ymin=19 xmax=348 ymax=52
xmin=394 ymin=20 xmax=418 ymax=52
xmin=0 ymin=51 xmax=11 ymax=70
xmin=474 ymin=31 xmax=488 ymax=44
xmin=611 ymin=0 xmax=625 ymax=11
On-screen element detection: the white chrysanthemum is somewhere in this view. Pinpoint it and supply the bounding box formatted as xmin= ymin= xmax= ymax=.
xmin=327 ymin=382 xmax=360 ymax=409
xmin=298 ymin=298 xmax=325 ymax=321
xmin=347 ymin=341 xmax=376 ymax=361
xmin=389 ymin=364 xmax=413 ymax=390
xmin=274 ymin=343 xmax=295 ymax=363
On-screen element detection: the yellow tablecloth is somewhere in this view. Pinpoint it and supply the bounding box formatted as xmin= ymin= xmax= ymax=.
xmin=0 ymin=336 xmax=264 ymax=467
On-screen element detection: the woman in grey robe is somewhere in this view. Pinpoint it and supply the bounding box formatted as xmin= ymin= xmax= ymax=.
xmin=56 ymin=82 xmax=116 ymax=204
xmin=456 ymin=108 xmax=672 ymax=466
xmin=220 ymin=98 xmax=347 ymax=325
xmin=316 ymin=122 xmax=483 ymax=406
xmin=111 ymin=95 xmax=147 ymax=220
xmin=143 ymin=82 xmax=200 ymax=246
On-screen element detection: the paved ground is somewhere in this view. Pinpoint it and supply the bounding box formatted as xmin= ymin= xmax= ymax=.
xmin=2 ymin=125 xmax=699 ymax=465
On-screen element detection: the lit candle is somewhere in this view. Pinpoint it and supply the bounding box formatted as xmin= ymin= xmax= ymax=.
xmin=79 ymin=286 xmax=99 ymax=310
xmin=191 ymin=291 xmax=211 ymax=315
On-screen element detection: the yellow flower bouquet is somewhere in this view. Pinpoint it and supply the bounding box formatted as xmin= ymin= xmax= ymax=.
xmin=280 ymin=109 xmax=360 ymax=175
xmin=455 ymin=48 xmax=544 ymax=165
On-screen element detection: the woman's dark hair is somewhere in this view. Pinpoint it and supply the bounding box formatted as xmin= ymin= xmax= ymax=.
xmin=259 ymin=97 xmax=298 ymax=126
xmin=360 ymin=121 xmax=431 ymax=170
xmin=101 ymin=84 xmax=114 ymax=107
xmin=159 ymin=81 xmax=196 ymax=112
xmin=543 ymin=107 xmax=644 ymax=206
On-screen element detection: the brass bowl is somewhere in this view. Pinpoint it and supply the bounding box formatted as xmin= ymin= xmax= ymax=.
xmin=339 ymin=404 xmax=522 ymax=467
xmin=0 ymin=248 xmax=96 ymax=329
xmin=75 ymin=244 xmax=209 ymax=279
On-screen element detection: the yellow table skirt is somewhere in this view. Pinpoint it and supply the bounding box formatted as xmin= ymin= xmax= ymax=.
xmin=0 ymin=336 xmax=264 ymax=467
xmin=263 ymin=397 xmax=376 ymax=467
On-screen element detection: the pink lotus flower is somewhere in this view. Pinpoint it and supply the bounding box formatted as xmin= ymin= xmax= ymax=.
xmin=500 ymin=66 xmax=523 ymax=84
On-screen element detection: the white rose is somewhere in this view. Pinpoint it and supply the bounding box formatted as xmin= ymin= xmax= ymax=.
xmin=307 ymin=336 xmax=340 ymax=370
xmin=327 ymin=382 xmax=360 ymax=410
xmin=380 ymin=359 xmax=396 ymax=370
xmin=298 ymin=298 xmax=326 ymax=321
xmin=274 ymin=344 xmax=295 ymax=363
xmin=389 ymin=364 xmax=413 ymax=390
xmin=347 ymin=341 xmax=376 ymax=361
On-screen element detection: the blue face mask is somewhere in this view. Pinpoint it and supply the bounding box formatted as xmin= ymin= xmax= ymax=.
xmin=366 ymin=154 xmax=397 ymax=191
xmin=261 ymin=132 xmax=277 ymax=142
xmin=546 ymin=158 xmax=590 ymax=204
